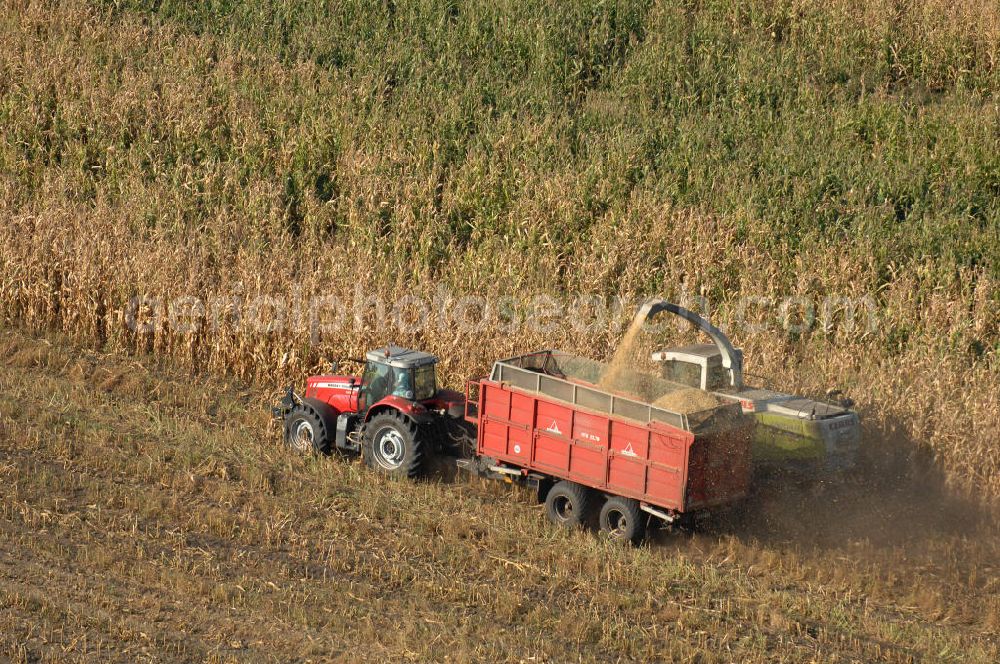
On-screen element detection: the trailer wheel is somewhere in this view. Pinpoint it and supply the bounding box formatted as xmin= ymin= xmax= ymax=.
xmin=544 ymin=481 xmax=592 ymax=529
xmin=362 ymin=410 xmax=424 ymax=479
xmin=283 ymin=400 xmax=334 ymax=455
xmin=599 ymin=496 xmax=646 ymax=544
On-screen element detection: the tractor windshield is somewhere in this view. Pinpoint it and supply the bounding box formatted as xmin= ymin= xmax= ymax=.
xmin=362 ymin=361 xmax=393 ymax=405
xmin=377 ymin=364 xmax=436 ymax=401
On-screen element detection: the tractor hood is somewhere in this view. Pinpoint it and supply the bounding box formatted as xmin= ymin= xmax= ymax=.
xmin=306 ymin=375 xmax=358 ymax=390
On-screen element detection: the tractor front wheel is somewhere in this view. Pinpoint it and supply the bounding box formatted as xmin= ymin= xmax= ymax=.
xmin=283 ymin=400 xmax=334 ymax=455
xmin=362 ymin=411 xmax=425 ymax=479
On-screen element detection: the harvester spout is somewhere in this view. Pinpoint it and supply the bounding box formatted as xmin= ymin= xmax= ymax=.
xmin=638 ymin=298 xmax=744 ymax=389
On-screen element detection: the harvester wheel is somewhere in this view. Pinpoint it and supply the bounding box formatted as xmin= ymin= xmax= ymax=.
xmin=544 ymin=481 xmax=592 ymax=529
xmin=598 ymin=496 xmax=646 ymax=544
xmin=283 ymin=399 xmax=335 ymax=455
xmin=362 ymin=411 xmax=424 ymax=480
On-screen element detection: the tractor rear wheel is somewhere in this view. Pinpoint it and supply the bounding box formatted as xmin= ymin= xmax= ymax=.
xmin=283 ymin=399 xmax=335 ymax=455
xmin=544 ymin=481 xmax=592 ymax=529
xmin=598 ymin=496 xmax=646 ymax=544
xmin=362 ymin=411 xmax=425 ymax=479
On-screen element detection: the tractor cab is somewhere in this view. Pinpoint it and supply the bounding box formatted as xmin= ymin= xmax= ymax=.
xmin=359 ymin=345 xmax=438 ymax=410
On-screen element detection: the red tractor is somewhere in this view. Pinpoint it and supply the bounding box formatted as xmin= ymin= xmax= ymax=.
xmin=272 ymin=345 xmax=467 ymax=478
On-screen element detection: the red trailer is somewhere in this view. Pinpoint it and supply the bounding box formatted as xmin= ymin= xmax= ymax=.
xmin=461 ymin=351 xmax=753 ymax=541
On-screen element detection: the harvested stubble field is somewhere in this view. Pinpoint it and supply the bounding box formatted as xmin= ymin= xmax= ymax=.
xmin=0 ymin=0 xmax=999 ymax=661
xmin=1 ymin=329 xmax=998 ymax=662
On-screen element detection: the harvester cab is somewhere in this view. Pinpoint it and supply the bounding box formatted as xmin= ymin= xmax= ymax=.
xmin=654 ymin=344 xmax=745 ymax=392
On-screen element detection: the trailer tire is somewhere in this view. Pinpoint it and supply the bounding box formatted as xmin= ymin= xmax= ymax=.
xmin=599 ymin=496 xmax=646 ymax=544
xmin=545 ymin=481 xmax=592 ymax=529
xmin=283 ymin=399 xmax=335 ymax=455
xmin=362 ymin=410 xmax=424 ymax=480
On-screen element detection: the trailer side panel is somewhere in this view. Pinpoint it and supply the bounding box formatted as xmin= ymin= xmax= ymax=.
xmin=477 ymin=379 xmax=716 ymax=513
